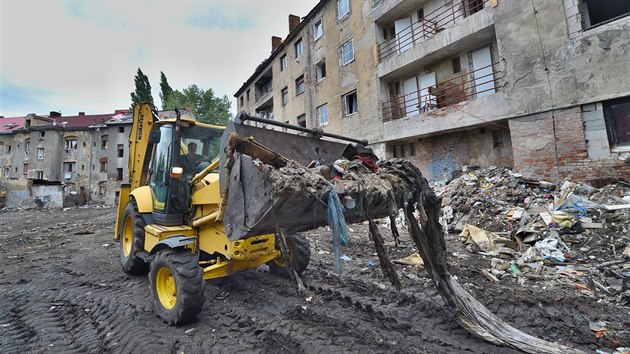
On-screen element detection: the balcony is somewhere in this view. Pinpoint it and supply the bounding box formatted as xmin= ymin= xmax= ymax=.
xmin=256 ymin=81 xmax=273 ymax=103
xmin=382 ymin=61 xmax=502 ymax=122
xmin=378 ymin=0 xmax=490 ymax=62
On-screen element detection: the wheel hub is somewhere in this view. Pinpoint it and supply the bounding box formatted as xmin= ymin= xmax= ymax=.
xmin=122 ymin=217 xmax=132 ymax=257
xmin=156 ymin=267 xmax=177 ymax=309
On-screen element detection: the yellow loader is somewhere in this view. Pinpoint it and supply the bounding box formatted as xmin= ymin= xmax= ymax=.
xmin=113 ymin=103 xmax=382 ymax=325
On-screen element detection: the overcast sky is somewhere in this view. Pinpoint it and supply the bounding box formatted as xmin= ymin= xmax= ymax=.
xmin=0 ymin=0 xmax=318 ymax=117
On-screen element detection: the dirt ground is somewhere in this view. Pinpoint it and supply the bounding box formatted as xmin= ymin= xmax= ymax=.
xmin=0 ymin=206 xmax=628 ymax=353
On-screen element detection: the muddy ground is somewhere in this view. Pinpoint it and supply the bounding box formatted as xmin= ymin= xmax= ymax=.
xmin=0 ymin=206 xmax=628 ymax=353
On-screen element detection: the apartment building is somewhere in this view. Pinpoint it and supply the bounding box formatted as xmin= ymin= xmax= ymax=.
xmin=236 ymin=0 xmax=630 ymax=183
xmin=0 ymin=111 xmax=133 ymax=207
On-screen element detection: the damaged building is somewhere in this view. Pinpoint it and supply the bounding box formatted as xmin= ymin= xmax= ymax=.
xmin=0 ymin=110 xmax=133 ymax=208
xmin=234 ymin=0 xmax=630 ymax=183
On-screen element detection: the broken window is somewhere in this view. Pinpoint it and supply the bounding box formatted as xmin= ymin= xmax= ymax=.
xmin=64 ymin=137 xmax=78 ymax=150
xmin=3 ymin=167 xmax=9 ymax=177
xmin=239 ymin=95 xmax=244 ymax=107
xmin=63 ymin=162 xmax=76 ymax=173
xmin=246 ymin=89 xmax=250 ymax=102
xmin=314 ymin=18 xmax=324 ymax=40
xmin=317 ymin=104 xmax=329 ymax=126
xmin=316 ymin=60 xmax=327 ymax=81
xmin=23 ymin=163 xmax=28 ymax=175
xmin=101 ymin=135 xmax=109 ymax=150
xmin=25 ymin=140 xmax=30 ymax=154
xmin=392 ymin=143 xmax=415 ymax=158
xmin=297 ymin=114 xmax=306 ymax=128
xmin=342 ymin=90 xmax=358 ymax=117
xmin=118 ymin=144 xmax=124 ymax=157
xmin=340 ymin=39 xmax=354 ymax=66
xmin=6 ymin=144 xmax=11 ymax=154
xmin=603 ymin=96 xmax=630 ymax=148
xmin=337 ymin=0 xmax=350 ymax=20
xmin=280 ymin=54 xmax=288 ymax=71
xmin=100 ymin=161 xmax=107 ymax=173
xmin=37 ymin=148 xmax=44 ymax=159
xmin=452 ymin=57 xmax=462 ymax=73
xmin=118 ymin=126 xmax=124 ymax=133
xmin=99 ymin=183 xmax=106 ymax=197
xmin=40 ymin=131 xmax=45 ymax=138
xmin=117 ymin=168 xmax=123 ymax=181
xmin=580 ymin=0 xmax=630 ymax=29
xmin=462 ymin=0 xmax=484 ymax=17
xmin=294 ymin=38 xmax=303 ymax=58
xmin=36 ymin=170 xmax=44 ymax=179
xmin=492 ymin=130 xmax=505 ymax=148
xmin=296 ymin=75 xmax=305 ymax=95
xmin=281 ymin=87 xmax=289 ymax=105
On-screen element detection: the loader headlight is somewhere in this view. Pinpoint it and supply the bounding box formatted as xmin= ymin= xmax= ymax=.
xmin=170 ymin=166 xmax=184 ymax=179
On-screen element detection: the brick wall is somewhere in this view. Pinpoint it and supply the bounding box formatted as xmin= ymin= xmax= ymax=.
xmin=509 ymin=106 xmax=630 ymax=182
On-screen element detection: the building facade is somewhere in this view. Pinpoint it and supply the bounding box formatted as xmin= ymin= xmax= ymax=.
xmin=0 ymin=111 xmax=133 ymax=207
xmin=235 ymin=0 xmax=630 ymax=183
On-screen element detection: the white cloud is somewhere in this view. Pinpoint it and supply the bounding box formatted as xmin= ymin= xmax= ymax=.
xmin=0 ymin=0 xmax=318 ymax=117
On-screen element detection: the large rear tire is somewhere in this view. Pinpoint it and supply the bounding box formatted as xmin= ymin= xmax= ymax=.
xmin=267 ymin=232 xmax=311 ymax=277
xmin=119 ymin=199 xmax=149 ymax=275
xmin=149 ymin=248 xmax=206 ymax=325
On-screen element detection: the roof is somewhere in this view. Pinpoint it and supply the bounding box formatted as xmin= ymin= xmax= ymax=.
xmin=0 ymin=116 xmax=25 ymax=133
xmin=54 ymin=113 xmax=114 ymax=128
xmin=234 ymin=0 xmax=329 ymax=97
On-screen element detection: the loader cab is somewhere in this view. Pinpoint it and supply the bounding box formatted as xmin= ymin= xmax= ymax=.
xmin=148 ymin=120 xmax=224 ymax=226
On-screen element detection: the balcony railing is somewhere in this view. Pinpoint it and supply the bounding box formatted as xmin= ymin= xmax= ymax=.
xmin=378 ymin=0 xmax=488 ymax=62
xmin=256 ymin=81 xmax=273 ymax=102
xmin=382 ymin=61 xmax=502 ymax=122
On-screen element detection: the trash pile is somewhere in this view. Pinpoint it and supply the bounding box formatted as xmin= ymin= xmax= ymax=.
xmin=434 ymin=166 xmax=630 ymax=306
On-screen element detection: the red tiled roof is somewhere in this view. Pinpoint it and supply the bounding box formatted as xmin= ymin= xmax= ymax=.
xmin=51 ymin=114 xmax=114 ymax=128
xmin=0 ymin=117 xmax=25 ymax=132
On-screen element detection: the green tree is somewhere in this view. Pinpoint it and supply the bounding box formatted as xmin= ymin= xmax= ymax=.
xmin=159 ymin=71 xmax=174 ymax=110
xmin=130 ymin=68 xmax=154 ymax=108
xmin=165 ymin=84 xmax=231 ymax=125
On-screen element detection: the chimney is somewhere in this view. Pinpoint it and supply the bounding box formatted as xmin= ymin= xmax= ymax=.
xmin=271 ymin=36 xmax=282 ymax=52
xmin=78 ymin=112 xmax=85 ymax=116
xmin=289 ymin=14 xmax=300 ymax=33
xmin=50 ymin=111 xmax=61 ymax=117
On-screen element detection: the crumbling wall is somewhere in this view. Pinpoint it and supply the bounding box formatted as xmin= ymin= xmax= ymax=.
xmin=510 ymin=106 xmax=630 ymax=182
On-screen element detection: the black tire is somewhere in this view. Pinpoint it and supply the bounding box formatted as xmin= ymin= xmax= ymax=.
xmin=267 ymin=232 xmax=311 ymax=277
xmin=149 ymin=248 xmax=206 ymax=325
xmin=119 ymin=199 xmax=149 ymax=275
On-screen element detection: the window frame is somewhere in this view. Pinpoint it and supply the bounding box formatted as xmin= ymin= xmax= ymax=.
xmin=340 ymin=39 xmax=355 ymax=66
xmin=314 ymin=18 xmax=324 ymax=40
xmin=317 ymin=103 xmax=329 ymax=126
xmin=316 ymin=60 xmax=327 ymax=82
xmin=603 ymin=96 xmax=630 ymax=149
xmin=281 ymin=87 xmax=289 ymax=106
xmin=294 ymin=38 xmax=303 ymax=58
xmin=64 ymin=137 xmax=78 ymax=150
xmin=342 ymin=90 xmax=359 ymax=117
xmin=337 ymin=0 xmax=350 ymax=20
xmin=280 ymin=54 xmax=288 ymax=71
xmin=37 ymin=147 xmax=45 ymax=159
xmin=295 ymin=75 xmax=305 ymax=96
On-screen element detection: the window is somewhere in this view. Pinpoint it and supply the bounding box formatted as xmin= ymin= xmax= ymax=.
xmin=63 ymin=162 xmax=76 ymax=173
xmin=297 ymin=114 xmax=306 ymax=128
xmin=463 ymin=0 xmax=484 ymax=17
xmin=40 ymin=131 xmax=45 ymax=138
xmin=64 ymin=137 xmax=78 ymax=150
xmin=118 ymin=144 xmax=124 ymax=157
xmin=340 ymin=39 xmax=354 ymax=65
xmin=101 ymin=135 xmax=108 ymax=150
xmin=99 ymin=184 xmax=107 ymax=197
xmin=295 ymin=75 xmax=305 ymax=95
xmin=25 ymin=140 xmax=30 ymax=154
xmin=603 ymin=96 xmax=630 ymax=148
xmin=280 ymin=54 xmax=288 ymax=71
xmin=36 ymin=170 xmax=44 ymax=179
xmin=314 ymin=18 xmax=324 ymax=40
xmin=294 ymin=39 xmax=303 ymax=58
xmin=3 ymin=167 xmax=9 ymax=177
xmin=117 ymin=168 xmax=123 ymax=181
xmin=239 ymin=95 xmax=244 ymax=107
xmin=337 ymin=0 xmax=350 ymax=19
xmin=281 ymin=87 xmax=289 ymax=105
xmin=23 ymin=163 xmax=28 ymax=175
xmin=317 ymin=104 xmax=329 ymax=126
xmin=246 ymin=89 xmax=250 ymax=102
xmin=580 ymin=0 xmax=630 ymax=29
xmin=100 ymin=161 xmax=107 ymax=172
xmin=5 ymin=144 xmax=11 ymax=154
xmin=316 ymin=60 xmax=327 ymax=81
xmin=118 ymin=126 xmax=124 ymax=133
xmin=342 ymin=91 xmax=358 ymax=116
xmin=452 ymin=57 xmax=462 ymax=73
xmin=392 ymin=143 xmax=415 ymax=158
xmin=37 ymin=148 xmax=45 ymax=159
xmin=492 ymin=130 xmax=505 ymax=148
